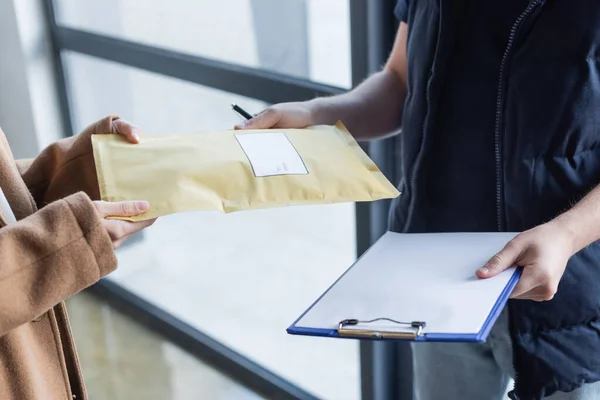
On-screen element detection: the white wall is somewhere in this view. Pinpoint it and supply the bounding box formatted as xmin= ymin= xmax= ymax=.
xmin=0 ymin=0 xmax=63 ymax=159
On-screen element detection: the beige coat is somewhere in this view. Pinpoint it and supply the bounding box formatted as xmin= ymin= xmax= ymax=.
xmin=0 ymin=116 xmax=120 ymax=399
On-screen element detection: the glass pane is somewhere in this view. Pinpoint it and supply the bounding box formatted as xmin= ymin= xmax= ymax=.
xmin=64 ymin=52 xmax=359 ymax=400
xmin=55 ymin=0 xmax=351 ymax=89
xmin=67 ymin=293 xmax=264 ymax=400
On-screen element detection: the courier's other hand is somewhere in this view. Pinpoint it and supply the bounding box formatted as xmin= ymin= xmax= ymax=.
xmin=234 ymin=102 xmax=315 ymax=130
xmin=93 ymin=200 xmax=156 ymax=249
xmin=476 ymin=222 xmax=572 ymax=302
xmin=109 ymin=119 xmax=141 ymax=144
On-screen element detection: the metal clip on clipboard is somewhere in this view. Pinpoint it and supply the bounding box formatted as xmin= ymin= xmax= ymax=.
xmin=337 ymin=318 xmax=426 ymax=340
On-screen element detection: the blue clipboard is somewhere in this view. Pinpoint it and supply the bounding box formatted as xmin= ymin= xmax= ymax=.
xmin=287 ymin=231 xmax=522 ymax=342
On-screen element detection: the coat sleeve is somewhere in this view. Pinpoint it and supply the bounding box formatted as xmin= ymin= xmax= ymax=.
xmin=0 ymin=192 xmax=116 ymax=336
xmin=16 ymin=115 xmax=119 ymax=207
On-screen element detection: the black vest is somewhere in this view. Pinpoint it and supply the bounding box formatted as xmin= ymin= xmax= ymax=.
xmin=391 ymin=1 xmax=600 ymax=398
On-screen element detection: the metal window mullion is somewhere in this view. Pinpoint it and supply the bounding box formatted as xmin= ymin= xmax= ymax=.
xmin=53 ymin=27 xmax=344 ymax=105
xmin=43 ymin=0 xmax=74 ymax=137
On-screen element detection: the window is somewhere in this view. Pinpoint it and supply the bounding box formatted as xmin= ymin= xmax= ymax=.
xmin=65 ymin=52 xmax=359 ymax=399
xmin=47 ymin=0 xmax=400 ymax=399
xmin=55 ymin=0 xmax=351 ymax=88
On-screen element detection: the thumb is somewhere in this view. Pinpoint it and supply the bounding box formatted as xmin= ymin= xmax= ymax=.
xmin=112 ymin=119 xmax=141 ymax=144
xmin=477 ymin=242 xmax=520 ymax=279
xmin=234 ymin=108 xmax=279 ymax=130
xmin=100 ymin=201 xmax=150 ymax=218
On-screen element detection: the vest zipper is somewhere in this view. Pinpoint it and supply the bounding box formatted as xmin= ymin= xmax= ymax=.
xmin=495 ymin=1 xmax=542 ymax=398
xmin=494 ymin=0 xmax=541 ymax=232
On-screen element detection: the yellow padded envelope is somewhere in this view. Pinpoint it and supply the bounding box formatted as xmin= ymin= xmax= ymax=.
xmin=92 ymin=121 xmax=400 ymax=221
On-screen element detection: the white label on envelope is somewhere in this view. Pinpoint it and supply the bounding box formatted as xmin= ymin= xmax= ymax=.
xmin=235 ymin=132 xmax=309 ymax=177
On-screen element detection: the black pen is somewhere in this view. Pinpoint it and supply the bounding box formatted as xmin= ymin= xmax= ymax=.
xmin=231 ymin=103 xmax=253 ymax=121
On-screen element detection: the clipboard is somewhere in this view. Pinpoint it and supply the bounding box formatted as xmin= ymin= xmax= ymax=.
xmin=287 ymin=231 xmax=521 ymax=342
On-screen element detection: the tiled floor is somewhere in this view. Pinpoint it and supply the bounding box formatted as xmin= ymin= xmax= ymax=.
xmin=66 ymin=292 xmax=264 ymax=400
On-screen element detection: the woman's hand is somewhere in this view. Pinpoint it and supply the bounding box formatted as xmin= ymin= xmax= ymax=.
xmin=93 ymin=200 xmax=155 ymax=249
xmin=94 ymin=119 xmax=153 ymax=248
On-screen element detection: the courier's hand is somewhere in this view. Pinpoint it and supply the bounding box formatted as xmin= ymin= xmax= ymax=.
xmin=93 ymin=200 xmax=156 ymax=249
xmin=476 ymin=222 xmax=573 ymax=301
xmin=108 ymin=119 xmax=142 ymax=144
xmin=234 ymin=102 xmax=315 ymax=130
